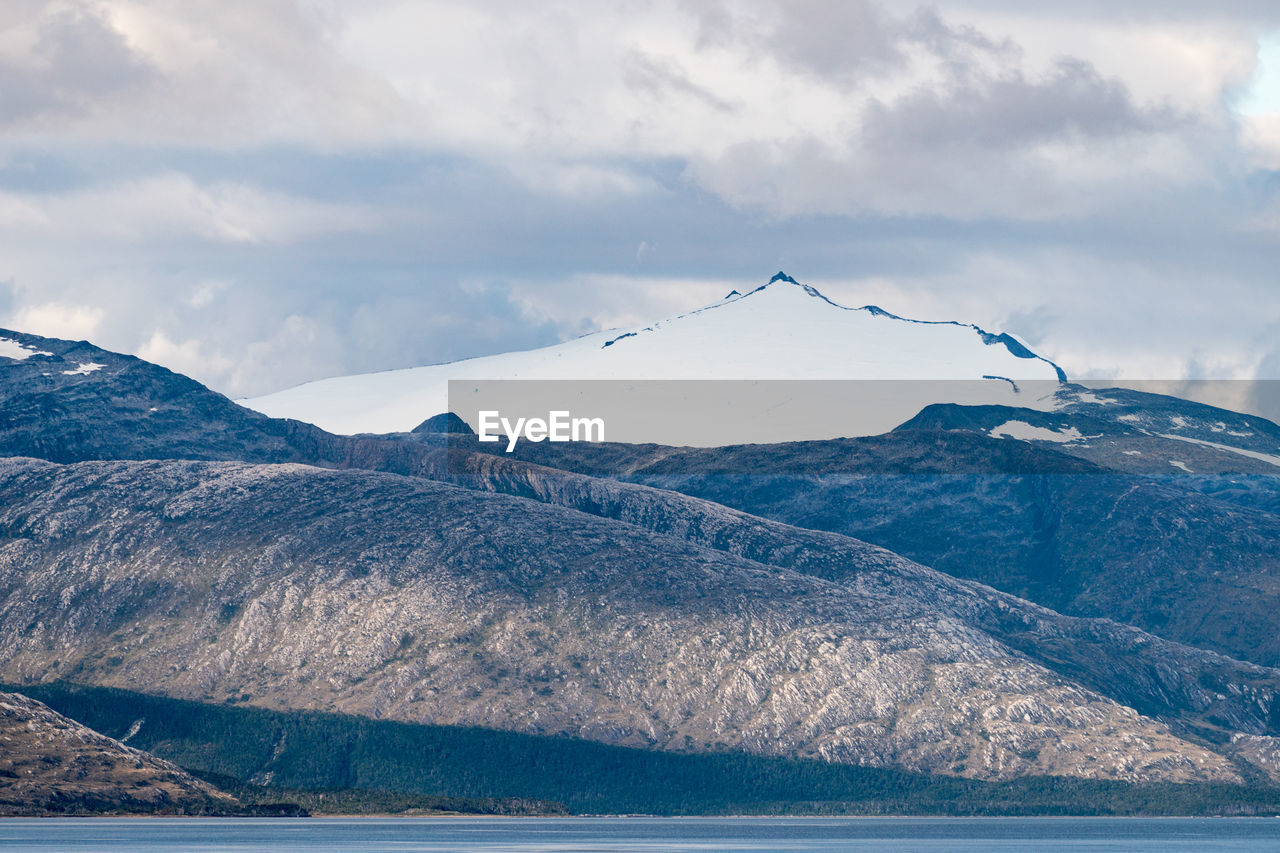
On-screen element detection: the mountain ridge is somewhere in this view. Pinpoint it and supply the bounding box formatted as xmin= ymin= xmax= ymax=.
xmin=240 ymin=273 xmax=1066 ymax=435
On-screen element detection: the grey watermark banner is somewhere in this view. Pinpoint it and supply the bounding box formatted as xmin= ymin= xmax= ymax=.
xmin=439 ymin=379 xmax=1280 ymax=477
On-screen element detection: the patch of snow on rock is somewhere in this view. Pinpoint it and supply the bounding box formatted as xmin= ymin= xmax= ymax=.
xmin=61 ymin=361 xmax=105 ymax=376
xmin=1060 ymin=389 xmax=1119 ymax=406
xmin=0 ymin=337 xmax=52 ymax=360
xmin=989 ymin=421 xmax=1084 ymax=443
xmin=1158 ymin=433 xmax=1280 ymax=469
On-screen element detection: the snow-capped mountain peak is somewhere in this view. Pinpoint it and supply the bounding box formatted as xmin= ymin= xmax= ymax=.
xmin=243 ymin=273 xmax=1066 ymax=437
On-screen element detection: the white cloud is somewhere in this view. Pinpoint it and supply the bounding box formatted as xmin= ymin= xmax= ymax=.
xmin=0 ymin=173 xmax=374 ymax=245
xmin=9 ymin=301 xmax=103 ymax=341
xmin=137 ymin=329 xmax=233 ymax=384
xmin=505 ymin=162 xmax=663 ymax=201
xmin=188 ymin=279 xmax=232 ymax=308
xmin=45 ymin=0 xmax=405 ymax=145
xmin=1240 ymin=112 xmax=1280 ymax=168
xmin=809 ymin=253 xmax=1280 ymax=382
xmin=494 ymin=273 xmax=739 ymax=336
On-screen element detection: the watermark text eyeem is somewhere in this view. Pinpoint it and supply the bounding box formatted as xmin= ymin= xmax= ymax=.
xmin=477 ymin=410 xmax=605 ymax=452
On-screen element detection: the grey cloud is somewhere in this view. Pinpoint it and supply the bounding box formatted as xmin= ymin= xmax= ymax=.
xmin=684 ymin=0 xmax=735 ymax=52
xmin=686 ymin=0 xmax=1014 ymax=83
xmin=861 ymin=57 xmax=1179 ymax=153
xmin=1254 ymin=325 xmax=1280 ymax=382
xmin=674 ymin=1 xmax=1197 ymax=220
xmin=220 ymin=279 xmax=564 ymax=397
xmin=906 ymin=7 xmax=1017 ymax=63
xmin=683 ymin=47 xmax=1194 ymax=220
xmin=623 ymin=50 xmax=739 ymax=113
xmin=948 ymin=0 xmax=1280 ymax=25
xmin=4 ymin=256 xmax=566 ymax=399
xmin=765 ymin=0 xmax=906 ymax=78
xmin=681 ymin=0 xmax=904 ymax=78
xmin=0 ymin=6 xmax=155 ymax=125
xmin=997 ymin=304 xmax=1058 ymax=348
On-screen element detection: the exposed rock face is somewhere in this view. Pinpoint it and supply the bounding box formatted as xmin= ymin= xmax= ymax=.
xmin=413 ymin=412 xmax=474 ymax=435
xmin=421 ymin=448 xmax=1280 ymax=741
xmin=1231 ymin=734 xmax=1280 ymax=784
xmin=0 ymin=456 xmax=1262 ymax=784
xmin=0 ymin=328 xmax=342 ymax=465
xmin=0 ymin=690 xmax=234 ymax=815
xmin=469 ymin=426 xmax=1280 ymax=669
xmin=904 ymin=384 xmax=1280 ymax=475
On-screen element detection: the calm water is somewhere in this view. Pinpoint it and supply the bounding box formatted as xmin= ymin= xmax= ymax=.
xmin=2 ymin=816 xmax=1280 ymax=852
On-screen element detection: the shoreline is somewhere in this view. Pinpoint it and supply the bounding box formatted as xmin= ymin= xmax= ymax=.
xmin=4 ymin=813 xmax=1279 ymax=821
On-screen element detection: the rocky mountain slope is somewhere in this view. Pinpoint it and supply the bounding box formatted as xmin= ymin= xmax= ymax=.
xmin=0 ymin=329 xmax=345 ymax=465
xmin=421 ymin=447 xmax=1280 ymax=734
xmin=903 ymin=383 xmax=1280 ymax=477
xmin=901 ymin=386 xmax=1280 ymax=517
xmin=466 ymin=421 xmax=1280 ymax=669
xmin=0 ymin=690 xmax=235 ymax=815
xmin=3 ymin=455 xmax=1279 ymax=784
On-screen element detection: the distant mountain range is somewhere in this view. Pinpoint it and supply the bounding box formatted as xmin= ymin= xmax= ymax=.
xmin=2 ymin=276 xmax=1279 ymax=814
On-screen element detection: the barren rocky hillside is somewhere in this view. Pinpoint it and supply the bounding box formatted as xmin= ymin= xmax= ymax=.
xmin=0 ymin=690 xmax=235 ymax=815
xmin=463 ymin=426 xmax=1280 ymax=668
xmin=0 ymin=456 xmax=1274 ymax=784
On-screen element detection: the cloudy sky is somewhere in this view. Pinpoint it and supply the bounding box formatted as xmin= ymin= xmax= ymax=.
xmin=2 ymin=0 xmax=1279 ymax=397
